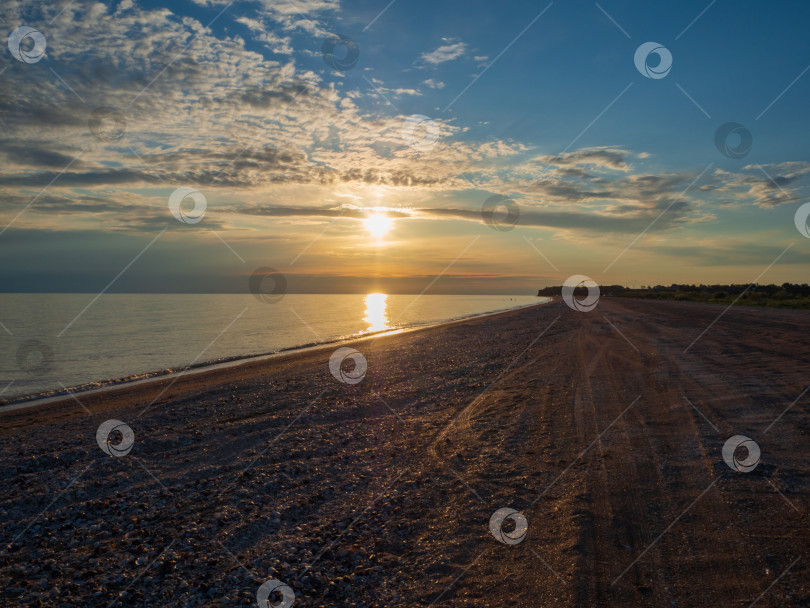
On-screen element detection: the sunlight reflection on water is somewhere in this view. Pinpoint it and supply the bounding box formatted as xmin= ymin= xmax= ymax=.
xmin=364 ymin=293 xmax=390 ymax=332
xmin=0 ymin=293 xmax=544 ymax=399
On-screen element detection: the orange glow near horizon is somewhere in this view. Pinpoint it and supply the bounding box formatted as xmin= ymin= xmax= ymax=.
xmin=364 ymin=292 xmax=390 ymax=331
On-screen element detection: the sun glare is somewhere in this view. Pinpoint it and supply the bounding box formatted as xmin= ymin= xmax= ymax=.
xmin=364 ymin=293 xmax=390 ymax=332
xmin=364 ymin=213 xmax=393 ymax=240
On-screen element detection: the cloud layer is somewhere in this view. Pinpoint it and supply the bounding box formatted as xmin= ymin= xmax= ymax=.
xmin=1 ymin=0 xmax=808 ymax=293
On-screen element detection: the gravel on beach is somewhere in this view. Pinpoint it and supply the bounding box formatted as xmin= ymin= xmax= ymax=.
xmin=1 ymin=298 xmax=809 ymax=607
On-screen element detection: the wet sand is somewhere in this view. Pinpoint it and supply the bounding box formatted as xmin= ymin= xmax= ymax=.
xmin=1 ymin=298 xmax=808 ymax=606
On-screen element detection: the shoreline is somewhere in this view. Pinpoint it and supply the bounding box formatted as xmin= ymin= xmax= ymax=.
xmin=3 ymin=298 xmax=809 ymax=606
xmin=0 ymin=298 xmax=550 ymax=413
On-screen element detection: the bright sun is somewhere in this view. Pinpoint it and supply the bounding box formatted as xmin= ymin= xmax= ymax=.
xmin=364 ymin=213 xmax=393 ymax=240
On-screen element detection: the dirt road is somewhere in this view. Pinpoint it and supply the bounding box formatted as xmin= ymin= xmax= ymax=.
xmin=1 ymin=298 xmax=808 ymax=606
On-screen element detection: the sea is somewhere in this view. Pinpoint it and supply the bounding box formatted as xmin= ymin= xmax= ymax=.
xmin=0 ymin=293 xmax=546 ymax=400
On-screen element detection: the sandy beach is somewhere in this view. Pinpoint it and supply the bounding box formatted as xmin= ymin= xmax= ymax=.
xmin=1 ymin=297 xmax=809 ymax=607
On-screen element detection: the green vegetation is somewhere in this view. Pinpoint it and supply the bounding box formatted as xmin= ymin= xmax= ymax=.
xmin=537 ymin=283 xmax=810 ymax=310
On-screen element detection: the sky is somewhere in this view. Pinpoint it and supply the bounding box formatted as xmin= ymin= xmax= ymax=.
xmin=1 ymin=0 xmax=810 ymax=294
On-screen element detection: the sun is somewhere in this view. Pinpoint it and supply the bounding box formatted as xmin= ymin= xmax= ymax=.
xmin=364 ymin=213 xmax=393 ymax=240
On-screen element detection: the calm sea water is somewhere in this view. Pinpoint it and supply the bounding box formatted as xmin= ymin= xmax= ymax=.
xmin=0 ymin=294 xmax=545 ymax=399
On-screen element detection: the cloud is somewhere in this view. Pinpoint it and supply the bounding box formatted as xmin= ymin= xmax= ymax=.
xmin=233 ymin=200 xmax=694 ymax=235
xmin=365 ymin=79 xmax=423 ymax=97
xmin=0 ymin=0 xmax=806 ymax=248
xmin=416 ymin=207 xmax=685 ymax=234
xmin=236 ymin=16 xmax=265 ymax=31
xmin=422 ymin=79 xmax=445 ymax=89
xmin=0 ymin=144 xmax=87 ymax=169
xmin=194 ymin=0 xmax=340 ymax=35
xmin=709 ymin=162 xmax=810 ymax=207
xmin=637 ymin=242 xmax=810 ymax=266
xmin=531 ymin=147 xmax=632 ymax=172
xmin=419 ymin=39 xmax=468 ymax=65
xmin=742 ymin=162 xmax=810 ymax=207
xmin=240 ymin=205 xmax=412 ymax=220
xmin=256 ymin=31 xmax=294 ymax=54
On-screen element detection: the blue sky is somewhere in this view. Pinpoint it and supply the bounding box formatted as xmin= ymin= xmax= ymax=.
xmin=1 ymin=0 xmax=809 ymax=293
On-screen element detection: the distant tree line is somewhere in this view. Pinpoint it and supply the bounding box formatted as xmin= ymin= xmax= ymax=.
xmin=537 ymin=283 xmax=810 ymax=309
